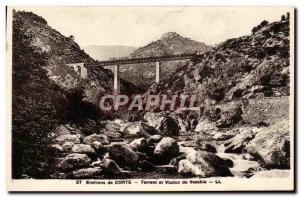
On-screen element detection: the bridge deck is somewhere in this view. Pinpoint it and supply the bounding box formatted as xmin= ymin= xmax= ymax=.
xmin=87 ymin=53 xmax=204 ymax=67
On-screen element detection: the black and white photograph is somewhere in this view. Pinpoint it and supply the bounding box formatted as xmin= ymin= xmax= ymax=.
xmin=6 ymin=6 xmax=295 ymax=191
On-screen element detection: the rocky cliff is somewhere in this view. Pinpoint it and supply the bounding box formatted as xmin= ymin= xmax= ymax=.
xmin=11 ymin=10 xmax=139 ymax=178
xmin=12 ymin=11 xmax=292 ymax=179
xmin=146 ymin=17 xmax=290 ymax=127
xmin=13 ymin=11 xmax=138 ymax=105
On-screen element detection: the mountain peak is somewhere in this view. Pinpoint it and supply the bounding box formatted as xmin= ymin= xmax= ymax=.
xmin=160 ymin=32 xmax=181 ymax=40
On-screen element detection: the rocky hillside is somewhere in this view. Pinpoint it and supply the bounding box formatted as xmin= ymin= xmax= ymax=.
xmin=11 ymin=10 xmax=139 ymax=178
xmin=146 ymin=17 xmax=290 ymax=127
xmin=131 ymin=32 xmax=211 ymax=57
xmin=13 ymin=11 xmax=138 ymax=105
xmin=115 ymin=32 xmax=212 ymax=91
xmin=13 ymin=10 xmax=292 ymax=180
xmin=84 ymin=45 xmax=137 ymax=61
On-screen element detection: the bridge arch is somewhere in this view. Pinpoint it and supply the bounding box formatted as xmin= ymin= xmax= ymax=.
xmin=66 ymin=62 xmax=87 ymax=79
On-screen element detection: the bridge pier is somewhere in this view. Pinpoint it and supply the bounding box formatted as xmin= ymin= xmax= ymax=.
xmin=113 ymin=65 xmax=120 ymax=95
xmin=155 ymin=61 xmax=161 ymax=83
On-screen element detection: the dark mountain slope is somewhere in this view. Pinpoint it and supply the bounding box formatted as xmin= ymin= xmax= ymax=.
xmin=148 ymin=19 xmax=290 ymax=103
xmin=145 ymin=17 xmax=290 ymax=128
xmin=13 ymin=11 xmax=138 ymax=105
xmin=11 ymin=10 xmax=139 ymax=178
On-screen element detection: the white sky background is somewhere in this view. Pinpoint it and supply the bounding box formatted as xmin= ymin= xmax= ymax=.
xmin=16 ymin=6 xmax=289 ymax=48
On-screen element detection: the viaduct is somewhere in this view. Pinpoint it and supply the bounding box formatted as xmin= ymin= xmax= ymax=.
xmin=68 ymin=52 xmax=205 ymax=95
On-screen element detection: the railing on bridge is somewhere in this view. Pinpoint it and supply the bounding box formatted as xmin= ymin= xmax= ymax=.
xmin=83 ymin=52 xmax=205 ymax=95
xmin=86 ymin=52 xmax=204 ymax=67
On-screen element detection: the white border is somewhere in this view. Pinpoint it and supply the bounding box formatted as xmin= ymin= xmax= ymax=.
xmin=1 ymin=0 xmax=299 ymax=196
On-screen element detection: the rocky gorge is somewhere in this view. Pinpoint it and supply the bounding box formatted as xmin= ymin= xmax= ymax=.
xmin=12 ymin=10 xmax=292 ymax=180
xmin=49 ymin=110 xmax=290 ymax=179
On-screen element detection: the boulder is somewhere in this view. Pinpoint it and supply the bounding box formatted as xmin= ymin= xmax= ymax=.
xmin=104 ymin=122 xmax=120 ymax=132
xmin=251 ymin=85 xmax=270 ymax=94
xmin=143 ymin=112 xmax=179 ymax=136
xmin=154 ymin=137 xmax=179 ymax=163
xmin=56 ymin=125 xmax=71 ymax=135
xmin=91 ymin=160 xmax=102 ymax=167
xmin=169 ymin=155 xmax=186 ymax=166
xmin=148 ymin=135 xmax=162 ymax=144
xmin=72 ymin=144 xmax=96 ymax=158
xmin=91 ymin=141 xmax=102 ymax=152
xmin=178 ymin=151 xmax=232 ymax=177
xmin=72 ymin=167 xmax=102 ymax=178
xmin=56 ymin=134 xmax=81 ymax=145
xmin=245 ymin=123 xmax=290 ymax=169
xmin=100 ymin=122 xmax=123 ymax=140
xmin=113 ymin=119 xmax=126 ymax=125
xmin=83 ymin=134 xmax=110 ymax=145
xmin=62 ymin=142 xmax=75 ymax=151
xmin=194 ymin=119 xmax=217 ymax=133
xmin=223 ymin=128 xmax=254 ymax=154
xmin=101 ymin=158 xmax=124 ymax=178
xmin=107 ymin=144 xmax=139 ymax=170
xmin=59 ymin=153 xmax=91 ymax=171
xmin=198 ymin=142 xmax=217 ymax=153
xmin=212 ymin=131 xmax=237 ymax=141
xmin=140 ymin=122 xmax=158 ymax=135
xmin=129 ymin=138 xmax=147 ymax=151
xmin=243 ymin=153 xmax=256 ymax=161
xmin=122 ymin=122 xmax=150 ymax=138
xmin=99 ymin=128 xmax=122 ymax=140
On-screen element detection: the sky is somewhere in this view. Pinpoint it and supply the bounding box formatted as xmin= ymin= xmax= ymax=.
xmin=16 ymin=6 xmax=289 ymax=48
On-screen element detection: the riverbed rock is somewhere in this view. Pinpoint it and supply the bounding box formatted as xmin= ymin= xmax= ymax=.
xmin=99 ymin=127 xmax=122 ymax=140
xmin=56 ymin=134 xmax=81 ymax=145
xmin=140 ymin=122 xmax=158 ymax=135
xmin=62 ymin=142 xmax=75 ymax=151
xmin=59 ymin=153 xmax=91 ymax=171
xmin=212 ymin=131 xmax=237 ymax=141
xmin=198 ymin=142 xmax=217 ymax=153
xmin=122 ymin=122 xmax=150 ymax=138
xmin=129 ymin=138 xmax=147 ymax=151
xmin=101 ymin=158 xmax=124 ymax=178
xmin=72 ymin=144 xmax=96 ymax=158
xmin=107 ymin=144 xmax=139 ymax=170
xmin=100 ymin=122 xmax=123 ymax=140
xmin=194 ymin=119 xmax=217 ymax=133
xmin=83 ymin=134 xmax=110 ymax=145
xmin=178 ymin=151 xmax=232 ymax=177
xmin=223 ymin=128 xmax=254 ymax=154
xmin=56 ymin=125 xmax=72 ymax=135
xmin=245 ymin=122 xmax=290 ymax=169
xmin=143 ymin=112 xmax=179 ymax=136
xmin=154 ymin=137 xmax=179 ymax=163
xmin=91 ymin=141 xmax=102 ymax=152
xmin=148 ymin=135 xmax=162 ymax=144
xmin=72 ymin=167 xmax=102 ymax=178
xmin=169 ymin=155 xmax=186 ymax=166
